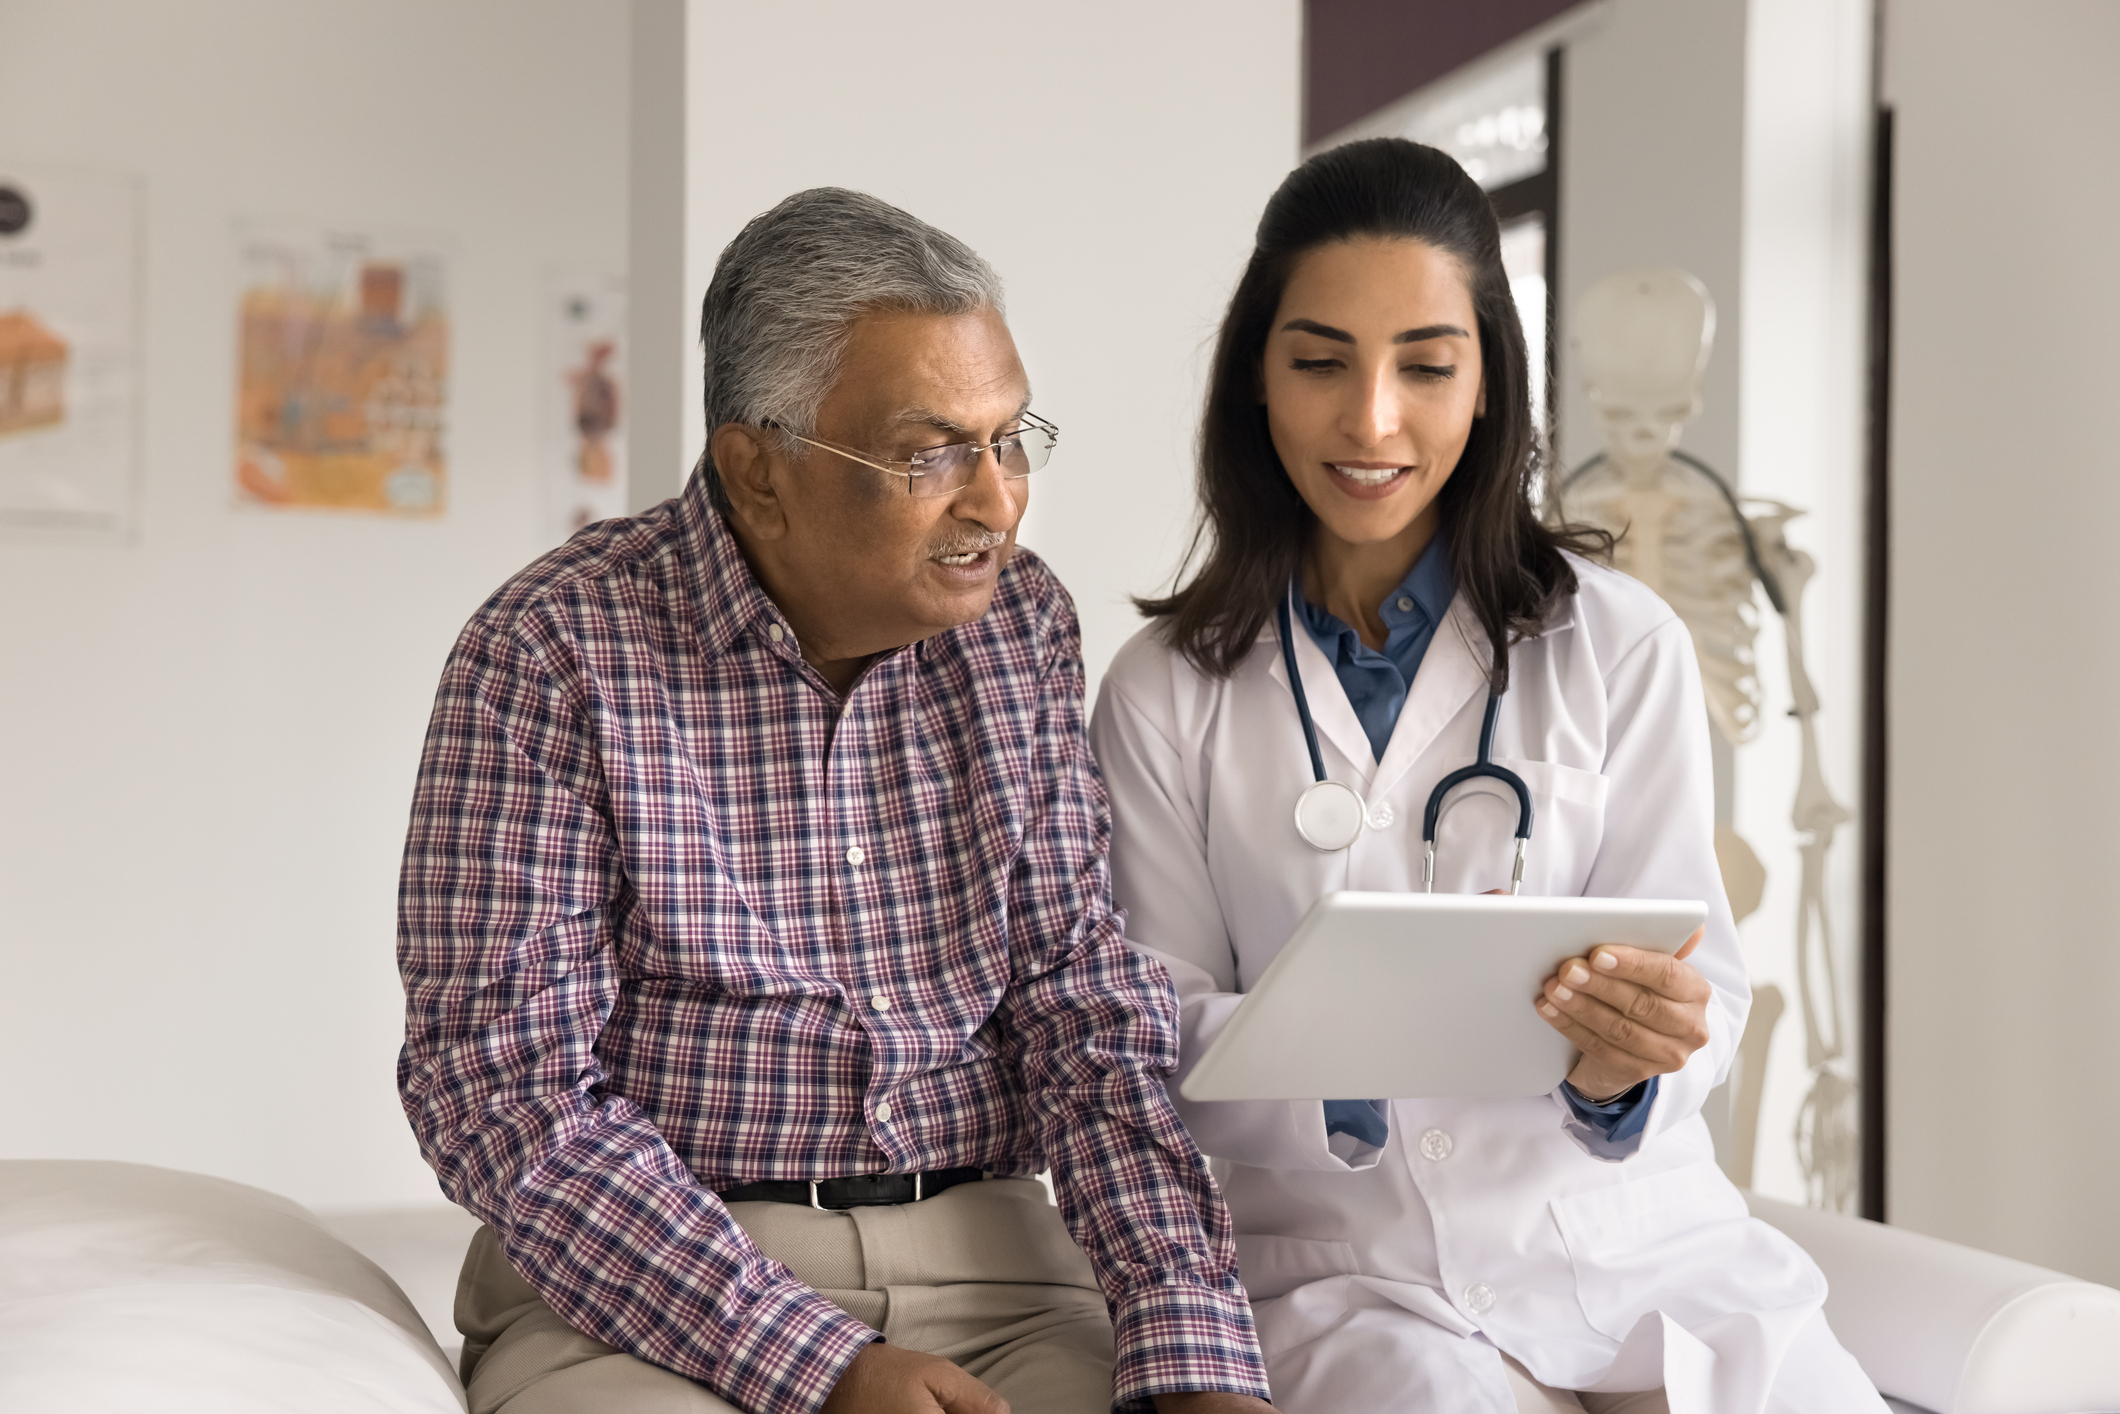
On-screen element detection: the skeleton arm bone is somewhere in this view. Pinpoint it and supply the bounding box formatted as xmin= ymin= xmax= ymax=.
xmin=1749 ymin=499 xmax=1859 ymax=1211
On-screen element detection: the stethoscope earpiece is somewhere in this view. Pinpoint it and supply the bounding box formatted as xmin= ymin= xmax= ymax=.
xmin=1277 ymin=588 xmax=1535 ymax=892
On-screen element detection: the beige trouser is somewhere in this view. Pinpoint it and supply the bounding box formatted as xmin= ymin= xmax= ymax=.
xmin=455 ymin=1177 xmax=1115 ymax=1414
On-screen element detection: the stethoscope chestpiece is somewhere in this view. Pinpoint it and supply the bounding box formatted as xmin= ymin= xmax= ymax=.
xmin=1278 ymin=594 xmax=1369 ymax=855
xmin=1293 ymin=778 xmax=1366 ymax=852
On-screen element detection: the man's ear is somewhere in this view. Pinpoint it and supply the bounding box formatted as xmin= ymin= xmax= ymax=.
xmin=712 ymin=423 xmax=789 ymax=539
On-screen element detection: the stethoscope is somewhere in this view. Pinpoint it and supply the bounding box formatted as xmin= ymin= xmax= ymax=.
xmin=1276 ymin=590 xmax=1534 ymax=894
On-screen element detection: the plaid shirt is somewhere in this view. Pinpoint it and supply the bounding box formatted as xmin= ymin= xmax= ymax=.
xmin=396 ymin=474 xmax=1268 ymax=1414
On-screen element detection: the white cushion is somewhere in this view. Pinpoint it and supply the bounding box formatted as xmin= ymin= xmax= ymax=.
xmin=0 ymin=1160 xmax=466 ymax=1413
xmin=1747 ymin=1192 xmax=2120 ymax=1414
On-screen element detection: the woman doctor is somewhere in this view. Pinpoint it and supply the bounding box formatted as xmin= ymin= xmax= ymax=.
xmin=1089 ymin=139 xmax=1885 ymax=1414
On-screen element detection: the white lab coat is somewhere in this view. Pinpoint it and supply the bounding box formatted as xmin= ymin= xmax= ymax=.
xmin=1089 ymin=556 xmax=1883 ymax=1414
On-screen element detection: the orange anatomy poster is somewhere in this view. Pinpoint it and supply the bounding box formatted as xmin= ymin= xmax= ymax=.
xmin=234 ymin=228 xmax=448 ymax=516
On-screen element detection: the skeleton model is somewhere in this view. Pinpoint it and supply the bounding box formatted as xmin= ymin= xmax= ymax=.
xmin=1751 ymin=505 xmax=1858 ymax=1213
xmin=1558 ymin=269 xmax=1856 ymax=1210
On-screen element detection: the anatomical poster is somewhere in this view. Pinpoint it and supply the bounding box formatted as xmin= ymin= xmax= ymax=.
xmin=541 ymin=270 xmax=626 ymax=545
xmin=233 ymin=226 xmax=449 ymax=516
xmin=0 ymin=165 xmax=141 ymax=540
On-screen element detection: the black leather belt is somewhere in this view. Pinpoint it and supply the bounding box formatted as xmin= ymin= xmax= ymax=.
xmin=717 ymin=1167 xmax=985 ymax=1210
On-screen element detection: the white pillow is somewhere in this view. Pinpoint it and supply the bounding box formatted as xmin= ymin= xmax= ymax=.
xmin=1747 ymin=1191 xmax=2120 ymax=1414
xmin=0 ymin=1160 xmax=466 ymax=1413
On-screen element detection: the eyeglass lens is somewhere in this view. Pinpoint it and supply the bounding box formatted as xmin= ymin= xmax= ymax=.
xmin=904 ymin=424 xmax=1056 ymax=497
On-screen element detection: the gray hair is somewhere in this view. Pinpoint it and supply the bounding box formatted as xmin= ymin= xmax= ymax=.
xmin=697 ymin=187 xmax=1006 ymax=511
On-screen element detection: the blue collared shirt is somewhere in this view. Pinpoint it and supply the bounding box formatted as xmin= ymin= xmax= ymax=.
xmin=1298 ymin=537 xmax=1656 ymax=1161
xmin=1295 ymin=536 xmax=1456 ymax=763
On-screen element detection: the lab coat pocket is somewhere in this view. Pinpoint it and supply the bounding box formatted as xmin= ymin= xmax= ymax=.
xmin=1234 ymin=1232 xmax=1360 ymax=1301
xmin=1493 ymin=756 xmax=1609 ymax=896
xmin=1496 ymin=757 xmax=1610 ymax=811
xmin=1548 ymin=1160 xmax=1760 ymax=1341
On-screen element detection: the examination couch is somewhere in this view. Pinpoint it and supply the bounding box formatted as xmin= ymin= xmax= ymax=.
xmin=1 ymin=1160 xmax=2115 ymax=1413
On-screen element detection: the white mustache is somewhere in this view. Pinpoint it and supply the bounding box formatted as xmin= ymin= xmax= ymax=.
xmin=930 ymin=531 xmax=1008 ymax=558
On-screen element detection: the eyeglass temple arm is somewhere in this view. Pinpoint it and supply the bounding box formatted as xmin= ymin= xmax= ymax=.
xmin=779 ymin=420 xmax=1054 ymax=487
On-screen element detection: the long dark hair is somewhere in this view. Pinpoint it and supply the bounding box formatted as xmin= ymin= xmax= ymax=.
xmin=1138 ymin=138 xmax=1609 ymax=689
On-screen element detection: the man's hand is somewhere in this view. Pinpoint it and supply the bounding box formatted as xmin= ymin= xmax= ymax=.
xmin=821 ymin=1343 xmax=1007 ymax=1414
xmin=1535 ymin=928 xmax=1712 ymax=1101
xmin=1154 ymin=1394 xmax=1276 ymax=1414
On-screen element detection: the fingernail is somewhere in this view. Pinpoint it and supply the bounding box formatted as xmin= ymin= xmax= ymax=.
xmin=1594 ymin=952 xmax=1618 ymax=970
xmin=1554 ymin=984 xmax=1574 ymax=1001
xmin=1565 ymin=964 xmax=1589 ymax=986
xmin=1539 ymin=1002 xmax=1559 ymax=1017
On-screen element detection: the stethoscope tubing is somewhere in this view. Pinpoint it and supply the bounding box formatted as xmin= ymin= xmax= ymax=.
xmin=1277 ymin=593 xmax=1332 ymax=785
xmin=1278 ymin=585 xmax=1534 ymax=893
xmin=1421 ymin=691 xmax=1533 ymax=894
xmin=1420 ymin=693 xmax=1534 ymax=844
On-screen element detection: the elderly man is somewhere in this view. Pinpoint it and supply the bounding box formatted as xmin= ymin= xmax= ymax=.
xmin=396 ymin=188 xmax=1273 ymax=1414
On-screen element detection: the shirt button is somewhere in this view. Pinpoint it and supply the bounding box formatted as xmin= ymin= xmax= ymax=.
xmin=1419 ymin=1128 xmax=1453 ymax=1162
xmin=1464 ymin=1282 xmax=1495 ymax=1314
xmin=1397 ymin=596 xmax=1415 ymax=612
xmin=1371 ymin=803 xmax=1396 ymax=828
xmin=874 ymin=1101 xmax=893 ymax=1124
xmin=870 ymin=993 xmax=891 ymax=1012
xmin=767 ymin=623 xmax=785 ymax=642
xmin=845 ymin=846 xmax=865 ymax=865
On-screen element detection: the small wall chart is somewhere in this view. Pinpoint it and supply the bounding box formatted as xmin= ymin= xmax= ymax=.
xmin=0 ymin=164 xmax=141 ymax=540
xmin=541 ymin=270 xmax=627 ymax=545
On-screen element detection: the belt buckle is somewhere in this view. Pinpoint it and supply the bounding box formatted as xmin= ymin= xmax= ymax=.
xmin=809 ymin=1172 xmax=924 ymax=1210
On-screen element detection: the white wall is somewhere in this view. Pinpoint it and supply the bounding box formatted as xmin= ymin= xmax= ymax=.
xmin=1557 ymin=0 xmax=1748 ymax=482
xmin=0 ymin=0 xmax=629 ymax=1209
xmin=1885 ymin=0 xmax=2120 ymax=1284
xmin=628 ymin=0 xmax=691 ymax=514
xmin=679 ymin=0 xmax=1303 ymax=691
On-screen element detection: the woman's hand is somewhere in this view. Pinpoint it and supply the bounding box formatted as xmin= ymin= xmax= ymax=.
xmin=1535 ymin=928 xmax=1712 ymax=1101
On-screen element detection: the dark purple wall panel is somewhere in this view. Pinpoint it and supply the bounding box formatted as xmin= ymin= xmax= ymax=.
xmin=1305 ymin=0 xmax=1581 ymax=145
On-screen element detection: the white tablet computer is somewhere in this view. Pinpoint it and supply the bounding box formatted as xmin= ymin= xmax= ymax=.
xmin=1179 ymin=891 xmax=1707 ymax=1102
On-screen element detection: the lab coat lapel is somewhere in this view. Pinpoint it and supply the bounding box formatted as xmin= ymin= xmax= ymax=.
xmin=1265 ymin=612 xmax=1378 ymax=784
xmin=1369 ymin=595 xmax=1490 ymax=803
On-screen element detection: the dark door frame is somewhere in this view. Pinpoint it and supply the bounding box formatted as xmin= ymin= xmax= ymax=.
xmin=1860 ymin=101 xmax=1893 ymax=1224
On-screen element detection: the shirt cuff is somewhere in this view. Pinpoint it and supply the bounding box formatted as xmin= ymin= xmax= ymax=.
xmin=1108 ymin=1279 xmax=1272 ymax=1412
xmin=694 ymin=1279 xmax=879 ymax=1414
xmin=1558 ymin=1075 xmax=1659 ymax=1162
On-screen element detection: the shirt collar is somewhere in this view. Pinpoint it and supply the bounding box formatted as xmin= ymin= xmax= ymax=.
xmin=1294 ymin=533 xmax=1457 ymax=646
xmin=1384 ymin=532 xmax=1455 ymax=632
xmin=673 ymin=466 xmax=801 ymax=661
xmin=672 ymin=468 xmax=923 ymax=683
